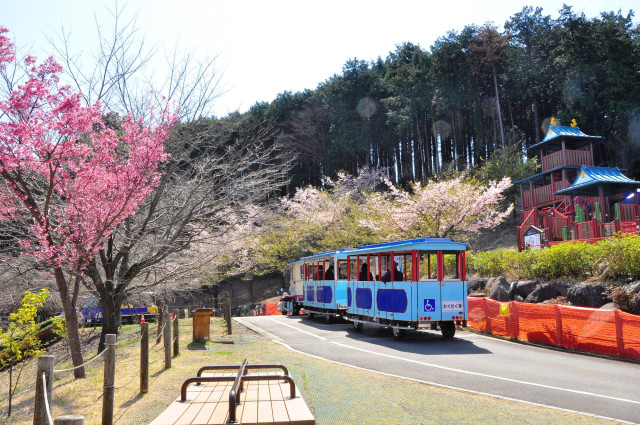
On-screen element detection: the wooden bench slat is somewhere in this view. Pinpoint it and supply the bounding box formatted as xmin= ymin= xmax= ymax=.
xmin=149 ymin=400 xmax=190 ymax=425
xmin=152 ymin=363 xmax=315 ymax=424
xmin=239 ymin=401 xmax=258 ymax=425
xmin=271 ymin=400 xmax=291 ymax=425
xmin=257 ymin=400 xmax=274 ymax=423
xmin=179 ymin=401 xmax=213 ymax=425
xmin=207 ymin=397 xmax=230 ymax=424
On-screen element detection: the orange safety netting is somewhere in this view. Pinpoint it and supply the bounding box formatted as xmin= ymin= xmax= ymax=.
xmin=264 ymin=302 xmax=282 ymax=316
xmin=468 ymin=297 xmax=640 ymax=360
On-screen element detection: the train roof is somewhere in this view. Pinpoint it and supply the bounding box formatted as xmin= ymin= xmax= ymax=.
xmin=292 ymin=248 xmax=357 ymax=264
xmin=353 ymin=237 xmax=470 ymax=255
xmin=288 ymin=238 xmax=470 ymax=265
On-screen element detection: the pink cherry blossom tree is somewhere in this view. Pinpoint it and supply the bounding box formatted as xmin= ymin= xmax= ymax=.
xmin=363 ymin=175 xmax=513 ymax=239
xmin=0 ymin=28 xmax=176 ymax=378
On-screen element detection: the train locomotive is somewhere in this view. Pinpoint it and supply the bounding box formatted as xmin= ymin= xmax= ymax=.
xmin=281 ymin=238 xmax=469 ymax=339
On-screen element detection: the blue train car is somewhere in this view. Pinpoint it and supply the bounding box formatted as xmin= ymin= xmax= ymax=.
xmin=286 ymin=238 xmax=469 ymax=339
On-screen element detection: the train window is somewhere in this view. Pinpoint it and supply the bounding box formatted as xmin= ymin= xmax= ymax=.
xmin=442 ymin=252 xmax=459 ymax=280
xmin=338 ymin=260 xmax=348 ymax=280
xmin=349 ymin=257 xmax=358 ymax=280
xmin=419 ymin=252 xmax=437 ymax=280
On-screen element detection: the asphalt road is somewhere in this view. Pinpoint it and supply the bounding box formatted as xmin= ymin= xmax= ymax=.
xmin=235 ymin=315 xmax=640 ymax=424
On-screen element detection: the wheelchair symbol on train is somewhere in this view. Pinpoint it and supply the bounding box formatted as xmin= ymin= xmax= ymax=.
xmin=424 ymin=298 xmax=436 ymax=312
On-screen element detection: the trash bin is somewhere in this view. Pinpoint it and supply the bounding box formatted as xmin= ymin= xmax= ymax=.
xmin=192 ymin=308 xmax=214 ymax=342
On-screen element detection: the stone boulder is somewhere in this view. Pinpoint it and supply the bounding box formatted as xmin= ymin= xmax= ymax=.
xmin=556 ymin=281 xmax=575 ymax=297
xmin=516 ymin=280 xmax=539 ymax=299
xmin=488 ymin=276 xmax=511 ymax=302
xmin=626 ymin=281 xmax=640 ymax=295
xmin=566 ymin=283 xmax=609 ymax=308
xmin=525 ymin=283 xmax=560 ymax=303
xmin=467 ymin=277 xmax=487 ymax=294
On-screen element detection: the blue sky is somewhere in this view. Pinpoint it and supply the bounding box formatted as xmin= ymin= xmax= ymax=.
xmin=3 ymin=0 xmax=638 ymax=118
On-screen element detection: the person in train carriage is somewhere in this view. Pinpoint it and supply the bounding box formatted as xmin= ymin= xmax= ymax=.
xmin=381 ymin=260 xmax=403 ymax=283
xmin=324 ymin=264 xmax=335 ymax=280
xmin=359 ymin=263 xmax=374 ymax=281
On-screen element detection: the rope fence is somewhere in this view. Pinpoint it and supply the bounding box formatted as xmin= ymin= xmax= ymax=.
xmin=31 ymin=311 xmax=184 ymax=425
xmin=53 ymin=348 xmax=107 ymax=373
xmin=41 ymin=372 xmax=53 ymax=425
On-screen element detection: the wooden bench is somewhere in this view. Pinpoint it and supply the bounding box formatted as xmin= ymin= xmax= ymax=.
xmin=150 ymin=359 xmax=315 ymax=425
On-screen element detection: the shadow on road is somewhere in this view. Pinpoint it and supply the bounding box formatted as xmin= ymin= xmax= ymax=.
xmin=280 ymin=315 xmax=492 ymax=356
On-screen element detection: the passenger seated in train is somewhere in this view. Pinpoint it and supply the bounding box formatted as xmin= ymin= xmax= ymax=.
xmin=381 ymin=260 xmax=403 ymax=282
xmin=325 ymin=264 xmax=334 ymax=280
xmin=359 ymin=263 xmax=374 ymax=281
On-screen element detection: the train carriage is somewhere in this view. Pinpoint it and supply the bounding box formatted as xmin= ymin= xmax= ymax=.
xmin=284 ymin=238 xmax=470 ymax=339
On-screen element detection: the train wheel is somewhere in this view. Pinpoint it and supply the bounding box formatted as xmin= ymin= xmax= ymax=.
xmin=325 ymin=314 xmax=333 ymax=324
xmin=307 ymin=312 xmax=315 ymax=319
xmin=441 ymin=322 xmax=456 ymax=339
xmin=392 ymin=327 xmax=406 ymax=340
xmin=352 ymin=321 xmax=363 ymax=331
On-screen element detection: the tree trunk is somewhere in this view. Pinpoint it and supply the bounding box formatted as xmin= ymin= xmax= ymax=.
xmin=55 ymin=269 xmax=85 ymax=379
xmin=99 ymin=296 xmax=121 ymax=354
xmin=492 ymin=65 xmax=505 ymax=147
xmin=532 ymin=91 xmax=540 ymax=144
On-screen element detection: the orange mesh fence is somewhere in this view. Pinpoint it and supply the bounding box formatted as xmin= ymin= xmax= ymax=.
xmin=467 ymin=297 xmax=640 ymax=360
xmin=265 ymin=301 xmax=282 ymax=316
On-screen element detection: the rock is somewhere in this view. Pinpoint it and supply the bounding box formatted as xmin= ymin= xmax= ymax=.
xmin=556 ymin=281 xmax=575 ymax=297
xmin=525 ymin=283 xmax=560 ymax=303
xmin=467 ymin=277 xmax=487 ymax=294
xmin=516 ymin=280 xmax=539 ymax=299
xmin=566 ymin=283 xmax=609 ymax=308
xmin=488 ymin=276 xmax=511 ymax=302
xmin=599 ymin=302 xmax=616 ymax=310
xmin=625 ymin=281 xmax=640 ymax=295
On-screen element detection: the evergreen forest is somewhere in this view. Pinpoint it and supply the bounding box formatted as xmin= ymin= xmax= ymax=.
xmin=209 ymin=5 xmax=640 ymax=192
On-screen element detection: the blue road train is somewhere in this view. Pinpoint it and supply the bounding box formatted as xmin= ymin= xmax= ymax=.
xmin=280 ymin=238 xmax=470 ymax=339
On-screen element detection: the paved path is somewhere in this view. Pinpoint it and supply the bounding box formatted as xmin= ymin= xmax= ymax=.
xmin=236 ymin=315 xmax=640 ymax=424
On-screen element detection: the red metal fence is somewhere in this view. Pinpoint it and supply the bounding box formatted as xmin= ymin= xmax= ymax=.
xmin=468 ymin=297 xmax=640 ymax=360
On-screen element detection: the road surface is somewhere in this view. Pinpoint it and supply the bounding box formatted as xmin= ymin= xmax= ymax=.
xmin=235 ymin=315 xmax=640 ymax=424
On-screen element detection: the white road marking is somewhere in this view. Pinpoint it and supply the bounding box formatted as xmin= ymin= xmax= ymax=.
xmin=258 ymin=316 xmax=640 ymax=406
xmin=274 ymin=340 xmax=638 ymax=425
xmin=329 ymin=341 xmax=640 ymax=406
xmin=265 ymin=317 xmax=326 ymax=340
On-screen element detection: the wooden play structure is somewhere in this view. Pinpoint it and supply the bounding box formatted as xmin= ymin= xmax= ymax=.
xmin=515 ymin=119 xmax=640 ymax=250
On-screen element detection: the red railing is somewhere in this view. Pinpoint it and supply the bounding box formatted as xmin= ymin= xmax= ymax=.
xmin=523 ymin=180 xmax=570 ymax=208
xmin=541 ymin=149 xmax=592 ymax=172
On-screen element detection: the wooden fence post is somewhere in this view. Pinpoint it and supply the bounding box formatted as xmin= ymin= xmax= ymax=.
xmin=54 ymin=415 xmax=84 ymax=424
xmin=102 ymin=334 xmax=116 ymax=425
xmin=140 ymin=322 xmax=149 ymax=394
xmin=164 ymin=308 xmax=172 ymax=369
xmin=156 ymin=308 xmax=163 ymax=344
xmin=33 ymin=355 xmax=54 ymax=425
xmin=173 ymin=309 xmax=179 ymax=357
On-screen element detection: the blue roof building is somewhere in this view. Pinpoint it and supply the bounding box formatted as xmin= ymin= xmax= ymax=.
xmin=516 ymin=120 xmax=639 ymax=250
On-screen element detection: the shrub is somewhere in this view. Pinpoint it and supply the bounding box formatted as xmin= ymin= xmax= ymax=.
xmin=595 ymin=234 xmax=640 ymax=281
xmin=470 ymin=234 xmax=640 ymax=281
xmin=468 ymin=249 xmax=512 ymax=277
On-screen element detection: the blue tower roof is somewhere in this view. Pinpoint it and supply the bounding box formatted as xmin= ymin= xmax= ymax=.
xmin=527 ymin=125 xmax=603 ymax=153
xmin=555 ymin=166 xmax=640 ymax=197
